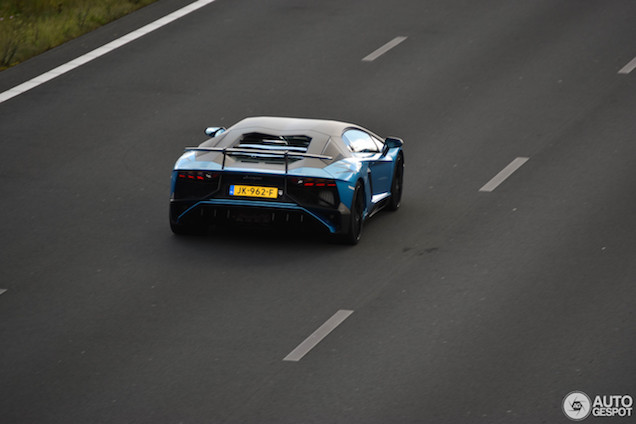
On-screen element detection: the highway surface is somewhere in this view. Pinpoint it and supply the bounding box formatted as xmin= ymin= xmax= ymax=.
xmin=1 ymin=0 xmax=635 ymax=422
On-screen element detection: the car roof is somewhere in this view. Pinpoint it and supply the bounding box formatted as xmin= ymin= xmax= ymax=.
xmin=229 ymin=116 xmax=357 ymax=136
xmin=201 ymin=116 xmax=367 ymax=155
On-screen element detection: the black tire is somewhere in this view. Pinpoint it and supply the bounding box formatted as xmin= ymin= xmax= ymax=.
xmin=338 ymin=182 xmax=364 ymax=245
xmin=387 ymin=153 xmax=404 ymax=211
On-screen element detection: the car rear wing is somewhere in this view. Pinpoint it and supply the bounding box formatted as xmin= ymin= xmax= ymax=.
xmin=184 ymin=146 xmax=332 ymax=173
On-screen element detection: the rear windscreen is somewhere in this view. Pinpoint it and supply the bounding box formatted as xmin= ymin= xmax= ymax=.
xmin=237 ymin=133 xmax=311 ymax=153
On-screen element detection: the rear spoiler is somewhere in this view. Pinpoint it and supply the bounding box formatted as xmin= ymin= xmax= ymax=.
xmin=184 ymin=146 xmax=332 ymax=173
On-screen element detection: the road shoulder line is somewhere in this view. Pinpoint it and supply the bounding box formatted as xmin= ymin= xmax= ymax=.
xmin=0 ymin=0 xmax=217 ymax=104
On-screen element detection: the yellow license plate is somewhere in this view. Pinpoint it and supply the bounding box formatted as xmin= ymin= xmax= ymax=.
xmin=230 ymin=185 xmax=278 ymax=199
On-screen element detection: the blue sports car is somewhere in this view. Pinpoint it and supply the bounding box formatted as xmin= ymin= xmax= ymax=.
xmin=169 ymin=116 xmax=404 ymax=244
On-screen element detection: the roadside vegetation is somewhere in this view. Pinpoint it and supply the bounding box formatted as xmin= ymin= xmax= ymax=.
xmin=0 ymin=0 xmax=158 ymax=70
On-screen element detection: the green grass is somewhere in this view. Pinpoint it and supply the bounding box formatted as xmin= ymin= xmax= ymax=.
xmin=0 ymin=0 xmax=159 ymax=70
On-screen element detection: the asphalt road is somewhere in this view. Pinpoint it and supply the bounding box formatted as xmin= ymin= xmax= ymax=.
xmin=1 ymin=0 xmax=635 ymax=423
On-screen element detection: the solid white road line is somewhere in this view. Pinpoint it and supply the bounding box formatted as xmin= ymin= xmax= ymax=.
xmin=0 ymin=289 xmax=6 ymax=296
xmin=0 ymin=0 xmax=217 ymax=104
xmin=618 ymin=56 xmax=636 ymax=74
xmin=479 ymin=157 xmax=529 ymax=192
xmin=283 ymin=309 xmax=354 ymax=362
xmin=362 ymin=36 xmax=407 ymax=62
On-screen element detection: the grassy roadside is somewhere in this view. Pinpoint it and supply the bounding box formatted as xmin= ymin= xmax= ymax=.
xmin=0 ymin=0 xmax=159 ymax=71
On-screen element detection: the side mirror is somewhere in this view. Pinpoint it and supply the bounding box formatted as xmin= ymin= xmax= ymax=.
xmin=381 ymin=136 xmax=403 ymax=157
xmin=204 ymin=127 xmax=226 ymax=137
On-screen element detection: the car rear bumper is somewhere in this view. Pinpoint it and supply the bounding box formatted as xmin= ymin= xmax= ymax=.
xmin=170 ymin=199 xmax=351 ymax=234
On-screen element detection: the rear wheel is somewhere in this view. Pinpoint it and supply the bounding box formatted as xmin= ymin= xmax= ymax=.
xmin=387 ymin=154 xmax=404 ymax=211
xmin=338 ymin=182 xmax=364 ymax=245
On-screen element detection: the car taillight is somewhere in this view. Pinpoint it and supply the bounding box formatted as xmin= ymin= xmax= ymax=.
xmin=288 ymin=177 xmax=339 ymax=208
xmin=290 ymin=177 xmax=337 ymax=187
xmin=177 ymin=171 xmax=219 ymax=181
xmin=173 ymin=171 xmax=220 ymax=200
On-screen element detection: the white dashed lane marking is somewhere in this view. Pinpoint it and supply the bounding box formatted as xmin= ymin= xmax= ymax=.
xmin=618 ymin=56 xmax=636 ymax=74
xmin=362 ymin=36 xmax=407 ymax=62
xmin=479 ymin=157 xmax=529 ymax=192
xmin=283 ymin=310 xmax=354 ymax=362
